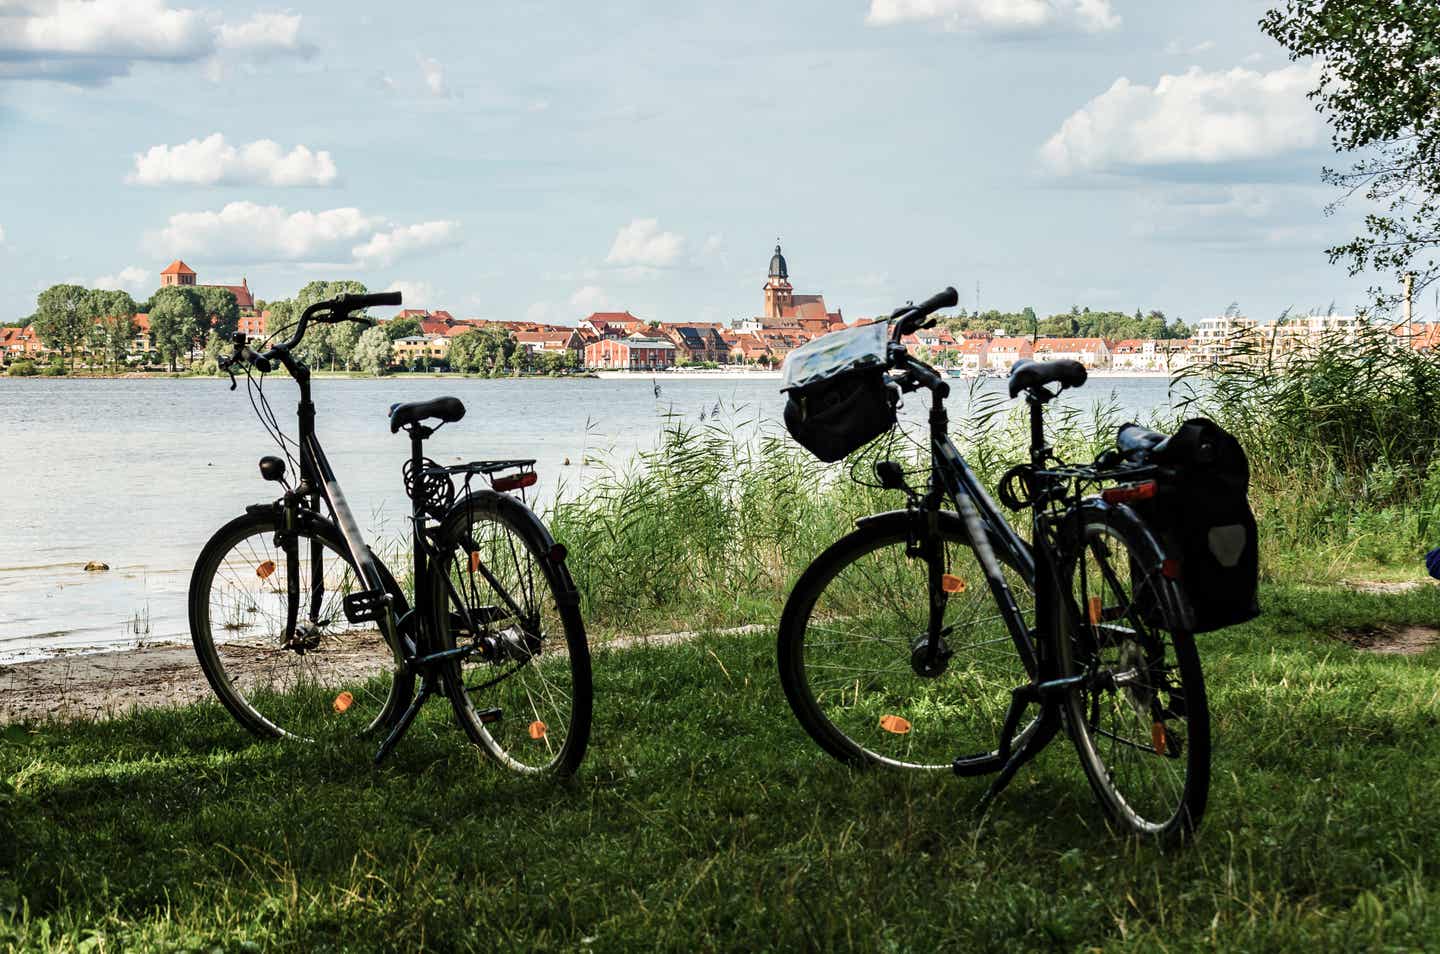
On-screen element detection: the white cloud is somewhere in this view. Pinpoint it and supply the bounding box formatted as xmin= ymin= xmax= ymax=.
xmin=0 ymin=224 xmax=6 ymax=244
xmin=866 ymin=0 xmax=1118 ymax=33
xmin=1164 ymin=39 xmax=1215 ymax=56
xmin=352 ymin=221 xmax=460 ymax=267
xmin=569 ymin=285 xmax=610 ymax=311
xmin=419 ymin=56 xmax=451 ymax=98
xmin=606 ymin=218 xmax=684 ymax=268
xmin=93 ymin=265 xmax=151 ymax=293
xmin=1040 ymin=63 xmax=1324 ymax=175
xmin=215 ymin=12 xmax=307 ymax=55
xmin=148 ymin=201 xmax=379 ymax=263
xmin=129 ymin=134 xmax=337 ymax=187
xmin=0 ymin=0 xmax=313 ymax=85
xmin=383 ymin=280 xmax=434 ymax=310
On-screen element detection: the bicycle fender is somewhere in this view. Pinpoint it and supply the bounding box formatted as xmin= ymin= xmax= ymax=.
xmin=447 ymin=490 xmax=581 ymax=608
xmin=1082 ymin=499 xmax=1196 ymax=633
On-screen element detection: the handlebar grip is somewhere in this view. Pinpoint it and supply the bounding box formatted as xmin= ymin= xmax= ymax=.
xmin=348 ymin=291 xmax=402 ymax=308
xmin=244 ymin=347 xmax=272 ymax=373
xmin=914 ymin=286 xmax=959 ymax=318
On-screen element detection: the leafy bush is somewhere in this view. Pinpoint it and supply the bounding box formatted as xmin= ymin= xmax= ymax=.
xmin=39 ymin=357 xmax=66 ymax=376
xmin=5 ymin=360 xmax=36 ymax=377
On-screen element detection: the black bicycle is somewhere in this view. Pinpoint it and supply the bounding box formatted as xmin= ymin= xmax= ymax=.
xmin=188 ymin=291 xmax=592 ymax=774
xmin=779 ymin=287 xmax=1223 ymax=841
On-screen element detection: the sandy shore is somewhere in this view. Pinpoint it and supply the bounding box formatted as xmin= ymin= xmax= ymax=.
xmin=0 ymin=642 xmax=220 ymax=723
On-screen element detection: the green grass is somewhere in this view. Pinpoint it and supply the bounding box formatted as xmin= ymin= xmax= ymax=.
xmin=4 ymin=582 xmax=1440 ymax=952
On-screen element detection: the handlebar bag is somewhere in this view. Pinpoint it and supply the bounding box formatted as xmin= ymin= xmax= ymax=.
xmin=1125 ymin=417 xmax=1260 ymax=633
xmin=781 ymin=321 xmax=896 ymax=463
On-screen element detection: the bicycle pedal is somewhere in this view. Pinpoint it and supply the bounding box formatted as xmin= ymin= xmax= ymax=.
xmin=342 ymin=589 xmax=390 ymax=624
xmin=475 ymin=707 xmax=503 ymax=725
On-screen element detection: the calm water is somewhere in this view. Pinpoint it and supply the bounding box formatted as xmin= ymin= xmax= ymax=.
xmin=0 ymin=374 xmax=1181 ymax=660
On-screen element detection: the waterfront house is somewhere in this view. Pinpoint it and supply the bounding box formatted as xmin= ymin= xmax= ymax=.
xmin=514 ymin=330 xmax=583 ymax=356
xmin=955 ymin=337 xmax=989 ymax=372
xmin=985 ymin=337 xmax=1034 ymax=372
xmin=585 ymin=334 xmax=676 ymax=370
xmin=393 ymin=334 xmax=450 ymax=365
xmin=1034 ymin=337 xmax=1111 ymax=369
xmin=581 ymin=311 xmax=648 ymax=339
xmin=656 ymin=324 xmax=730 ymax=364
xmin=1193 ymin=315 xmax=1259 ymax=366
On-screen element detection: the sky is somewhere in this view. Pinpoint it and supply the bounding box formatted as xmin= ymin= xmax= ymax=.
xmin=0 ymin=0 xmax=1405 ymax=326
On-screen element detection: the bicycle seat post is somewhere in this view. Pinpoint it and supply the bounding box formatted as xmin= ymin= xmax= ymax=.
xmin=1026 ymin=391 xmax=1049 ymax=468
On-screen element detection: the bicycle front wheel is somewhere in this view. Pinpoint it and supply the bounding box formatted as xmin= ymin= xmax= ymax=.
xmin=778 ymin=510 xmax=1035 ymax=771
xmin=432 ymin=492 xmax=592 ymax=778
xmin=1060 ymin=502 xmax=1210 ymax=841
xmin=189 ymin=511 xmax=408 ymax=740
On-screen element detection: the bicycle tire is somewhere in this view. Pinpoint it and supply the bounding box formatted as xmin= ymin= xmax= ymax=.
xmin=1058 ymin=500 xmax=1211 ymax=841
xmin=778 ymin=510 xmax=1037 ymax=771
xmin=431 ymin=491 xmax=592 ymax=778
xmin=189 ymin=510 xmax=411 ymax=740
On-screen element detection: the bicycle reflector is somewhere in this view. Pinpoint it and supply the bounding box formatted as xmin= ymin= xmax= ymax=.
xmin=1101 ymin=480 xmax=1157 ymax=505
xmin=256 ymin=560 xmax=276 ymax=579
xmin=493 ymin=472 xmax=538 ymax=492
xmin=333 ymin=691 xmax=354 ymax=714
xmin=941 ymin=574 xmax=967 ymax=593
xmin=879 ymin=714 xmax=912 ymax=735
xmin=528 ymin=720 xmax=548 ymax=740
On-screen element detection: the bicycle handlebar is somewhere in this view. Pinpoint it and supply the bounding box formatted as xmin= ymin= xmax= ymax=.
xmin=229 ymin=289 xmax=403 ymax=375
xmin=890 ymin=286 xmax=958 ymax=340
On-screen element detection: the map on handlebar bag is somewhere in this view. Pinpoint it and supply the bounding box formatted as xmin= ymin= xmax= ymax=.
xmin=781 ymin=320 xmax=890 ymax=393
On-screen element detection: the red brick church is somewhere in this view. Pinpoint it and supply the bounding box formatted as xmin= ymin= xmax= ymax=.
xmin=737 ymin=242 xmax=843 ymax=334
xmin=160 ymin=260 xmax=256 ymax=311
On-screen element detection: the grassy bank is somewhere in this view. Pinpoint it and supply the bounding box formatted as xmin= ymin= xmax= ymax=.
xmin=3 ymin=581 xmax=1439 ymax=951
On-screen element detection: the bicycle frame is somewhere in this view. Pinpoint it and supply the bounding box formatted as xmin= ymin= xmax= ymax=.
xmin=270 ymin=354 xmax=414 ymax=664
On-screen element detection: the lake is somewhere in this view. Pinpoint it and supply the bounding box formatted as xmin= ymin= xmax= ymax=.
xmin=0 ymin=373 xmax=1185 ymax=660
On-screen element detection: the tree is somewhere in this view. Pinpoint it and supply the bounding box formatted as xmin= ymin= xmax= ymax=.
xmin=89 ymin=291 xmax=137 ymax=372
xmin=384 ymin=317 xmax=423 ymax=341
xmin=33 ymin=284 xmax=94 ymax=371
xmin=353 ymin=325 xmax=393 ymax=375
xmin=196 ymin=286 xmax=240 ymax=341
xmin=148 ymin=286 xmax=202 ymax=371
xmin=1262 ymin=2 xmax=1440 ymax=308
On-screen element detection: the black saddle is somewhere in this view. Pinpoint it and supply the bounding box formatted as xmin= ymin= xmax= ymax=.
xmin=1007 ymin=359 xmax=1087 ymax=398
xmin=389 ymin=396 xmax=466 ymax=433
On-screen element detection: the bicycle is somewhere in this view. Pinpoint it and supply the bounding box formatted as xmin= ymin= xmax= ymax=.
xmin=188 ymin=291 xmax=592 ymax=774
xmin=778 ymin=287 xmax=1212 ymax=840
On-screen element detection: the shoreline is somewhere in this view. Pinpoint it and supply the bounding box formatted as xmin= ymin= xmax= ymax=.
xmin=4 ymin=368 xmax=1182 ymax=382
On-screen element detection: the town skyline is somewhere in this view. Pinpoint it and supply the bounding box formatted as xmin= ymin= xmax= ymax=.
xmin=0 ymin=0 xmax=1405 ymax=329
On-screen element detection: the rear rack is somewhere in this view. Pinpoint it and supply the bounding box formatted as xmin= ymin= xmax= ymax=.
xmin=421 ymin=459 xmax=539 ymax=500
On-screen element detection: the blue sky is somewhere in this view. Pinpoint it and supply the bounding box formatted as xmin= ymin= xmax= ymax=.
xmin=0 ymin=0 xmax=1397 ymax=326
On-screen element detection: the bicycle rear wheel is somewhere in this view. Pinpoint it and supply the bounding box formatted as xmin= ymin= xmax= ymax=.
xmin=189 ymin=511 xmax=408 ymax=740
xmin=432 ymin=492 xmax=592 ymax=778
xmin=778 ymin=510 xmax=1035 ymax=771
xmin=1060 ymin=502 xmax=1210 ymax=840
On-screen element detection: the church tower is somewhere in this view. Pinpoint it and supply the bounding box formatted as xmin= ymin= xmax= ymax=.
xmin=763 ymin=242 xmax=793 ymax=319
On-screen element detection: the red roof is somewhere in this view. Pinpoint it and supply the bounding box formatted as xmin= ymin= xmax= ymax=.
xmin=202 ymin=280 xmax=254 ymax=311
xmin=161 ymin=260 xmax=195 ymax=277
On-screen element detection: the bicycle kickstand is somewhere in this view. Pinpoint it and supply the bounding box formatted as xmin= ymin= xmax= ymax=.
xmin=373 ymin=675 xmax=438 ymax=765
xmin=976 ymin=686 xmax=1053 ymax=816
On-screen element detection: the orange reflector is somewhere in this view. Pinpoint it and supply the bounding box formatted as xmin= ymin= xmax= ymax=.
xmin=941 ymin=574 xmax=967 ymax=594
xmin=1101 ymin=481 xmax=1158 ymax=505
xmin=494 ymin=472 xmax=539 ymax=493
xmin=879 ymin=714 xmax=911 ymax=735
xmin=1151 ymin=721 xmax=1167 ymax=755
xmin=256 ymin=560 xmax=276 ymax=580
xmin=1088 ymin=596 xmax=1103 ymax=625
xmin=469 ymin=551 xmax=481 ymax=573
xmin=1161 ymin=558 xmax=1181 ymax=580
xmin=528 ymin=720 xmax=547 ymax=740
xmin=333 ymin=691 xmax=354 ymax=714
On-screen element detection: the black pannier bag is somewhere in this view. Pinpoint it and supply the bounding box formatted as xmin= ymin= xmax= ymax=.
xmin=1117 ymin=417 xmax=1260 ymax=633
xmin=781 ymin=321 xmax=897 ymax=463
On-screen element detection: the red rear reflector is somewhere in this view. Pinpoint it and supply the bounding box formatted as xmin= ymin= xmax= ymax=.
xmin=492 ymin=472 xmax=538 ymax=492
xmin=1161 ymin=559 xmax=1181 ymax=579
xmin=547 ymin=543 xmax=568 ymax=563
xmin=1101 ymin=481 xmax=1157 ymax=505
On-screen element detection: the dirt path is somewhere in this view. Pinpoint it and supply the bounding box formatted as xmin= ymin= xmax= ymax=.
xmin=0 ymin=624 xmax=769 ymax=724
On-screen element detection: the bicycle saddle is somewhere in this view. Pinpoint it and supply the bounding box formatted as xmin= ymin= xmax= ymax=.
xmin=1007 ymin=359 xmax=1087 ymax=398
xmin=390 ymin=396 xmax=466 ymax=433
